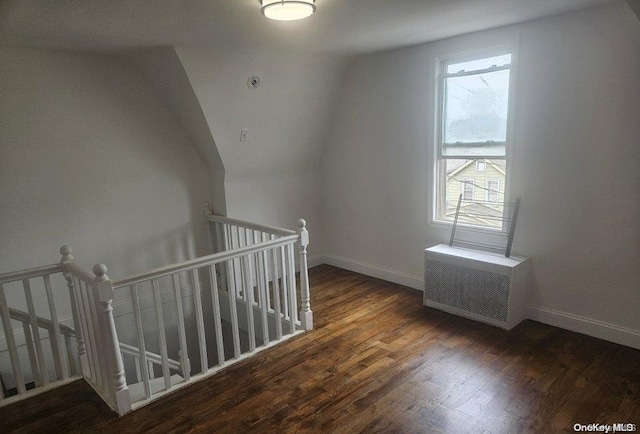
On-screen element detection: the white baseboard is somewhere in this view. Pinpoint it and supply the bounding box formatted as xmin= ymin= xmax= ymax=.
xmin=527 ymin=305 xmax=640 ymax=350
xmin=306 ymin=254 xmax=324 ymax=269
xmin=321 ymin=254 xmax=424 ymax=291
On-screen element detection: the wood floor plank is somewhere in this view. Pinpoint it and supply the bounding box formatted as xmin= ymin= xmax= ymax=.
xmin=1 ymin=264 xmax=638 ymax=433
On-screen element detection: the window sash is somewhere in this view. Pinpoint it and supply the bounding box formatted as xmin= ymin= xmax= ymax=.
xmin=438 ymin=64 xmax=511 ymax=159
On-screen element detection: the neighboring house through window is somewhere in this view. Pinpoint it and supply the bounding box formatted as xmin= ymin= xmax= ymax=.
xmin=433 ymin=47 xmax=514 ymax=226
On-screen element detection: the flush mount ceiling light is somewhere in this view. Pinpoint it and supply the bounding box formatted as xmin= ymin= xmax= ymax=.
xmin=261 ymin=0 xmax=316 ymax=21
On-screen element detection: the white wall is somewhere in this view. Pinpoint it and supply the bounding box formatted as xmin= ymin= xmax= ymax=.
xmin=321 ymin=3 xmax=640 ymax=346
xmin=176 ymin=46 xmax=347 ymax=259
xmin=0 ymin=46 xmax=211 ymax=295
xmin=128 ymin=46 xmax=227 ymax=215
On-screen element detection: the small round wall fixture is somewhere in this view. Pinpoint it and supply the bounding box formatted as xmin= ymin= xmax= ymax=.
xmin=261 ymin=0 xmax=316 ymax=21
xmin=247 ymin=75 xmax=260 ymax=89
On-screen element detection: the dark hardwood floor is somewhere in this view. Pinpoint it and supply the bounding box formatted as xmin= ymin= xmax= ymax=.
xmin=1 ymin=264 xmax=638 ymax=433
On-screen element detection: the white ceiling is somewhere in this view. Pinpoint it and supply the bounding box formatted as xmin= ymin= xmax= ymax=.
xmin=0 ymin=0 xmax=618 ymax=55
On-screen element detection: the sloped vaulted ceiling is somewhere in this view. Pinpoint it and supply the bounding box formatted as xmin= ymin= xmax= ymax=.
xmin=0 ymin=0 xmax=618 ymax=54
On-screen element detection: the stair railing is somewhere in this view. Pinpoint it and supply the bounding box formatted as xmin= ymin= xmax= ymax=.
xmin=1 ymin=214 xmax=312 ymax=415
xmin=0 ymin=261 xmax=81 ymax=405
xmin=60 ymin=246 xmax=131 ymax=415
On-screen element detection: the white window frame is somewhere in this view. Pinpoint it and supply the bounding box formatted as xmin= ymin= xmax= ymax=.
xmin=476 ymin=161 xmax=487 ymax=172
xmin=430 ymin=42 xmax=518 ymax=228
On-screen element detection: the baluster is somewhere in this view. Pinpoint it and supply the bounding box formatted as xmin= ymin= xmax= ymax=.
xmin=270 ymin=246 xmax=283 ymax=340
xmin=134 ymin=356 xmax=142 ymax=383
xmin=43 ymin=274 xmax=66 ymax=380
xmin=23 ymin=278 xmax=49 ymax=387
xmin=297 ymin=219 xmax=313 ymax=330
xmin=242 ymin=255 xmax=256 ymax=352
xmin=152 ymin=279 xmax=171 ymax=391
xmin=235 ymin=226 xmax=244 ymax=299
xmin=130 ymin=284 xmax=151 ymax=399
xmin=172 ymin=274 xmax=190 ymax=381
xmin=77 ymin=279 xmax=99 ymax=383
xmin=287 ymin=244 xmax=298 ymax=332
xmin=148 ymin=361 xmax=155 ymax=380
xmin=252 ymin=230 xmax=259 ymax=304
xmin=191 ymin=269 xmax=208 ymax=373
xmin=258 ymin=247 xmax=270 ymax=346
xmin=208 ymin=265 xmax=225 ymax=366
xmin=279 ymin=246 xmax=290 ymax=322
xmin=227 ymin=259 xmax=241 ymax=359
xmin=22 ymin=319 xmax=42 ymax=387
xmin=214 ymin=222 xmax=228 ymax=291
xmin=93 ymin=264 xmax=131 ymax=415
xmin=0 ymin=283 xmax=25 ymax=394
xmin=225 ymin=224 xmax=237 ymax=298
xmin=61 ymin=246 xmax=87 ymax=375
xmin=64 ymin=333 xmax=78 ymax=376
xmin=263 ymin=233 xmax=272 ymax=311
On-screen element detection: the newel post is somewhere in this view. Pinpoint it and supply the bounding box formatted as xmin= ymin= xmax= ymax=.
xmin=297 ymin=219 xmax=313 ymax=330
xmin=93 ymin=264 xmax=131 ymax=415
xmin=60 ymin=245 xmax=88 ymax=375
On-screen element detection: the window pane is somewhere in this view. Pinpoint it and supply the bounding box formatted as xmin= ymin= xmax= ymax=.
xmin=440 ymin=159 xmax=506 ymax=227
xmin=486 ymin=180 xmax=500 ymax=202
xmin=442 ymin=68 xmax=510 ymax=156
xmin=446 ymin=53 xmax=511 ymax=74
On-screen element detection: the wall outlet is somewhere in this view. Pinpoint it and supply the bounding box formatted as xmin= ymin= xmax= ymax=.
xmin=240 ymin=129 xmax=249 ymax=142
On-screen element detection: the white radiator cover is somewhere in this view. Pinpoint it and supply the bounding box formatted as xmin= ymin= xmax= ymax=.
xmin=424 ymin=244 xmax=530 ymax=330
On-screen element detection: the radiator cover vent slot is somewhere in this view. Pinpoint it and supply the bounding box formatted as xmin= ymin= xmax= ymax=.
xmin=423 ymin=245 xmax=530 ymax=330
xmin=425 ymin=259 xmax=509 ymax=321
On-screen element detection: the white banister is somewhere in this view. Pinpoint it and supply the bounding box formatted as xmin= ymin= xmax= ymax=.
xmin=1 ymin=214 xmax=312 ymax=414
xmin=205 ymin=214 xmax=296 ymax=237
xmin=0 ymin=264 xmax=61 ymax=284
xmin=92 ymin=264 xmax=131 ymax=415
xmin=111 ymin=235 xmax=298 ymax=289
xmin=297 ymin=219 xmax=313 ymax=331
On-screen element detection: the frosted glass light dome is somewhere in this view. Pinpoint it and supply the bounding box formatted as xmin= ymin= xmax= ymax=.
xmin=261 ymin=0 xmax=316 ymax=21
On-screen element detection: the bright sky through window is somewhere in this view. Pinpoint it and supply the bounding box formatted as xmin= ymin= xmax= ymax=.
xmin=443 ymin=54 xmax=511 ymax=147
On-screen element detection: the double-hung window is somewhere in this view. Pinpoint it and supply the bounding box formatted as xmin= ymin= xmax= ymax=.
xmin=434 ymin=49 xmax=513 ymax=227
